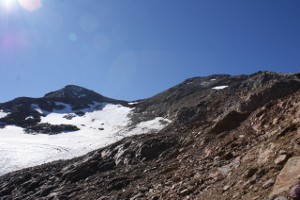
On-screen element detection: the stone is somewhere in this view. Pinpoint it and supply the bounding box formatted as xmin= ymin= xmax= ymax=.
xmin=263 ymin=178 xmax=275 ymax=188
xmin=270 ymin=157 xmax=300 ymax=197
xmin=223 ymin=152 xmax=234 ymax=160
xmin=218 ymin=165 xmax=232 ymax=177
xmin=179 ymin=188 xmax=190 ymax=195
xmin=257 ymin=143 xmax=276 ymax=165
xmin=244 ymin=167 xmax=258 ymax=179
xmin=130 ymin=192 xmax=144 ymax=200
xmin=275 ymin=154 xmax=288 ymax=165
xmin=279 ymin=150 xmax=287 ymax=155
xmin=274 ymin=197 xmax=288 ymax=200
xmin=243 ymin=175 xmax=259 ymax=188
xmin=290 ymin=184 xmax=300 ymax=200
xmin=223 ymin=185 xmax=230 ymax=191
xmin=40 ymin=186 xmax=56 ymax=197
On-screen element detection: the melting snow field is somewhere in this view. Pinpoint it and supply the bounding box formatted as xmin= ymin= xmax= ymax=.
xmin=0 ymin=103 xmax=170 ymax=176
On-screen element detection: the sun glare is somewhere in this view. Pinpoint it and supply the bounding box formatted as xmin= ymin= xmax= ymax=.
xmin=1 ymin=0 xmax=18 ymax=10
xmin=0 ymin=0 xmax=42 ymax=12
xmin=18 ymin=0 xmax=41 ymax=11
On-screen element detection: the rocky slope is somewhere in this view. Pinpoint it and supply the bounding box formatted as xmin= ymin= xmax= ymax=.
xmin=1 ymin=71 xmax=300 ymax=200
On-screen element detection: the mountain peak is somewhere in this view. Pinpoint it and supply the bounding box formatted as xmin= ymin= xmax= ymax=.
xmin=43 ymin=85 xmax=100 ymax=99
xmin=42 ymin=85 xmax=128 ymax=107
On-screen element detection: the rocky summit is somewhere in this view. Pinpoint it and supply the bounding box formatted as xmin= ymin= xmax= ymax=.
xmin=1 ymin=71 xmax=300 ymax=200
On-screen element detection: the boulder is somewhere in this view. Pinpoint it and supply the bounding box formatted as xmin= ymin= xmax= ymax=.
xmin=270 ymin=157 xmax=300 ymax=197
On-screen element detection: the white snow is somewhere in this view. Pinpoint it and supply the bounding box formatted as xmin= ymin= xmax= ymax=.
xmin=0 ymin=110 xmax=8 ymax=118
xmin=25 ymin=116 xmax=34 ymax=120
xmin=128 ymin=117 xmax=171 ymax=136
xmin=0 ymin=103 xmax=171 ymax=176
xmin=32 ymin=102 xmax=73 ymax=115
xmin=210 ymin=79 xmax=216 ymax=81
xmin=128 ymin=102 xmax=138 ymax=105
xmin=212 ymin=85 xmax=228 ymax=90
xmin=31 ymin=104 xmax=48 ymax=115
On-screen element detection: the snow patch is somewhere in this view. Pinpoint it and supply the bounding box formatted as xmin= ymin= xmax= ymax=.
xmin=212 ymin=85 xmax=228 ymax=90
xmin=128 ymin=117 xmax=171 ymax=136
xmin=128 ymin=102 xmax=138 ymax=105
xmin=25 ymin=116 xmax=34 ymax=120
xmin=31 ymin=104 xmax=49 ymax=115
xmin=0 ymin=110 xmax=8 ymax=118
xmin=0 ymin=104 xmax=171 ymax=176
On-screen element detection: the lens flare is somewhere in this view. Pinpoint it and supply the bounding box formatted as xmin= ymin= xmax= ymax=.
xmin=0 ymin=32 xmax=28 ymax=54
xmin=1 ymin=0 xmax=18 ymax=11
xmin=18 ymin=0 xmax=41 ymax=11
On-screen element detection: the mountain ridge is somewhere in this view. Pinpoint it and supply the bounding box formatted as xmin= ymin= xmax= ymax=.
xmin=0 ymin=84 xmax=129 ymax=129
xmin=1 ymin=71 xmax=300 ymax=200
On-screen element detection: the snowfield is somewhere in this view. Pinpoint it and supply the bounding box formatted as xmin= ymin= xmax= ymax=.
xmin=0 ymin=103 xmax=170 ymax=176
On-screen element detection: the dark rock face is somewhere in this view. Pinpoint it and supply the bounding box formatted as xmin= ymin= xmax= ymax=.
xmin=0 ymin=103 xmax=42 ymax=127
xmin=137 ymin=137 xmax=177 ymax=161
xmin=1 ymin=72 xmax=300 ymax=199
xmin=61 ymin=158 xmax=116 ymax=183
xmin=24 ymin=123 xmax=80 ymax=135
xmin=44 ymin=85 xmax=128 ymax=109
xmin=209 ymin=110 xmax=249 ymax=134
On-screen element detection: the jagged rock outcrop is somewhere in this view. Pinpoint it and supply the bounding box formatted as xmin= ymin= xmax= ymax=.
xmin=1 ymin=71 xmax=300 ymax=199
xmin=24 ymin=123 xmax=80 ymax=135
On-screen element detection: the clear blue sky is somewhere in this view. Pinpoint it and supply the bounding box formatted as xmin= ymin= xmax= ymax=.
xmin=0 ymin=0 xmax=299 ymax=102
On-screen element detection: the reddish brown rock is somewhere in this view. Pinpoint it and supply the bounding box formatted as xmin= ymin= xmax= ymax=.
xmin=270 ymin=157 xmax=300 ymax=197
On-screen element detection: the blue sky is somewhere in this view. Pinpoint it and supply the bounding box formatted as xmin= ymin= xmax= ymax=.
xmin=0 ymin=0 xmax=299 ymax=102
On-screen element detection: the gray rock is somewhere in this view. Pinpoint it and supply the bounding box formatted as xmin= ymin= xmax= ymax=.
xmin=290 ymin=184 xmax=300 ymax=200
